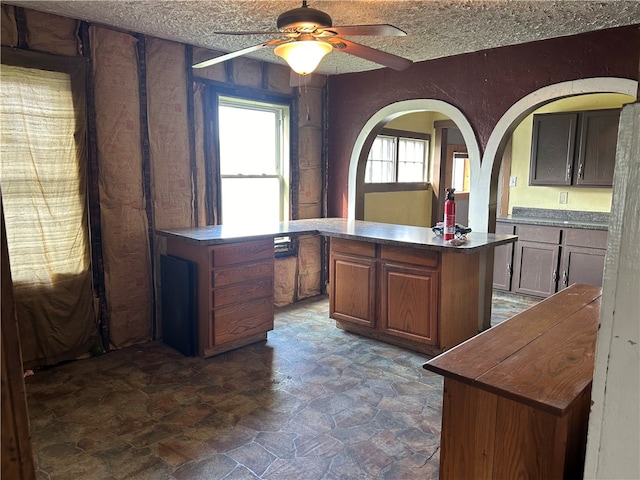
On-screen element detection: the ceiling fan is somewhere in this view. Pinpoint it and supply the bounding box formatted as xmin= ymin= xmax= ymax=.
xmin=192 ymin=0 xmax=413 ymax=75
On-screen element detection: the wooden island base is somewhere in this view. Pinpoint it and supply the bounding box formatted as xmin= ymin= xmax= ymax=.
xmin=424 ymin=284 xmax=601 ymax=479
xmin=158 ymin=219 xmax=516 ymax=358
xmin=329 ymin=237 xmax=481 ymax=356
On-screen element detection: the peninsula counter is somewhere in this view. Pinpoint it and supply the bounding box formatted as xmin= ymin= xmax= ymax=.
xmin=157 ymin=219 xmax=517 ymax=357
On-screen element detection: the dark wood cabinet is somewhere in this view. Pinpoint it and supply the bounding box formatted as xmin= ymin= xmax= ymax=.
xmin=529 ymin=108 xmax=620 ymax=187
xmin=559 ymin=228 xmax=607 ymax=290
xmin=529 ymin=112 xmax=577 ymax=186
xmin=575 ymin=109 xmax=620 ymax=186
xmin=492 ymin=223 xmax=516 ymax=291
xmin=512 ymin=225 xmax=561 ymax=298
xmin=497 ymin=221 xmax=607 ymax=298
xmin=513 ymin=240 xmax=560 ymax=297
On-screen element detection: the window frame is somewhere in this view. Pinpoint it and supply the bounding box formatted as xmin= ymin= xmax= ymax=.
xmin=365 ymin=128 xmax=431 ymax=184
xmin=217 ymin=94 xmax=291 ymax=225
xmin=206 ymin=86 xmax=298 ymax=256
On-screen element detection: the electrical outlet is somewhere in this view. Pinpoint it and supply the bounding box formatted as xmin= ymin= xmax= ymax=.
xmin=509 ymin=176 xmax=517 ymax=187
xmin=559 ymin=192 xmax=568 ymax=204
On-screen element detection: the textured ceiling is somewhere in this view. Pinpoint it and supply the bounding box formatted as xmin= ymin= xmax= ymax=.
xmin=7 ymin=1 xmax=640 ymax=75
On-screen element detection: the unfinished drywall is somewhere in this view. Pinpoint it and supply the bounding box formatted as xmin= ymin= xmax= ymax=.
xmin=364 ymin=189 xmax=432 ymax=227
xmin=146 ymin=37 xmax=194 ymax=230
xmin=90 ymin=26 xmax=153 ymax=348
xmin=192 ymin=50 xmax=327 ymax=304
xmin=3 ymin=6 xmax=327 ymax=360
xmin=24 ymin=9 xmax=78 ymax=56
xmin=1 ymin=5 xmax=17 ymax=47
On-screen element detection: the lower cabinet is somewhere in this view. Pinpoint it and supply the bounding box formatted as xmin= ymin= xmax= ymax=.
xmin=380 ymin=247 xmax=439 ymax=346
xmin=512 ymin=225 xmax=562 ymax=297
xmin=329 ymin=237 xmax=478 ymax=355
xmin=496 ymin=221 xmax=607 ymax=298
xmin=492 ymin=223 xmax=515 ymax=291
xmin=560 ymin=228 xmax=607 ymax=290
xmin=165 ymin=237 xmax=274 ymax=357
xmin=329 ymin=240 xmax=376 ymax=328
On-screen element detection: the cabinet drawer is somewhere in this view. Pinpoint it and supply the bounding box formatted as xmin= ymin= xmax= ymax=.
xmin=330 ymin=237 xmax=376 ymax=257
xmin=212 ymin=259 xmax=274 ymax=288
xmin=515 ymin=225 xmax=561 ymax=244
xmin=212 ymin=297 xmax=274 ymax=345
xmin=563 ymin=228 xmax=607 ymax=249
xmin=495 ymin=223 xmax=515 ymax=235
xmin=210 ymin=239 xmax=273 ymax=267
xmin=213 ymin=277 xmax=273 ymax=307
xmin=381 ymin=245 xmax=438 ymax=269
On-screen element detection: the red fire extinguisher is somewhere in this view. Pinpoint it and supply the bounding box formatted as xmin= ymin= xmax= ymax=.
xmin=444 ymin=188 xmax=456 ymax=241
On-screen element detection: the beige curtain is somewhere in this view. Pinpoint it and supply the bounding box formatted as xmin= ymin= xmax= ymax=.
xmin=0 ymin=63 xmax=97 ymax=368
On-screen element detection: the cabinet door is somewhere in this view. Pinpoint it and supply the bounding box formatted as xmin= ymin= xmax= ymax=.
xmin=329 ymin=251 xmax=377 ymax=327
xmin=380 ymin=262 xmax=438 ymax=345
xmin=513 ymin=241 xmax=560 ymax=297
xmin=529 ymin=112 xmax=578 ymax=186
xmin=493 ymin=224 xmax=515 ymax=291
xmin=575 ymin=109 xmax=620 ymax=187
xmin=559 ymin=246 xmax=606 ymax=290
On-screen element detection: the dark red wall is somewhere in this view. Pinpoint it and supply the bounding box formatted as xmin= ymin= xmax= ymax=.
xmin=327 ymin=25 xmax=639 ymax=217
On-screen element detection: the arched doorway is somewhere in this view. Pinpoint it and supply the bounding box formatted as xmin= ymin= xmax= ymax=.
xmin=471 ymin=77 xmax=638 ymax=232
xmin=347 ymin=100 xmax=479 ymax=222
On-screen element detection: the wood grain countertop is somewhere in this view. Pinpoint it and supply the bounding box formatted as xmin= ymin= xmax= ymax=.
xmin=423 ymin=283 xmax=601 ymax=416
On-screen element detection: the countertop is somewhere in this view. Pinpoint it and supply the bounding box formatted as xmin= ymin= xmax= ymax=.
xmin=157 ymin=218 xmax=518 ymax=254
xmin=497 ymin=207 xmax=609 ymax=231
xmin=423 ymin=284 xmax=601 ymax=415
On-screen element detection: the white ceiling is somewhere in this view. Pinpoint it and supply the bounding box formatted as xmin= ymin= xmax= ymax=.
xmin=7 ymin=1 xmax=640 ymax=75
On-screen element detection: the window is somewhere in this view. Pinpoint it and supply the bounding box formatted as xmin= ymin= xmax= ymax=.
xmin=365 ymin=129 xmax=429 ymax=183
xmin=0 ymin=54 xmax=96 ymax=367
xmin=218 ymin=96 xmax=290 ymax=227
xmin=451 ymin=151 xmax=470 ymax=193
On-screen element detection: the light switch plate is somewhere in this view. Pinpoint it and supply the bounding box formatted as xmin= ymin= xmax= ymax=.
xmin=559 ymin=192 xmax=568 ymax=204
xmin=509 ymin=176 xmax=517 ymax=187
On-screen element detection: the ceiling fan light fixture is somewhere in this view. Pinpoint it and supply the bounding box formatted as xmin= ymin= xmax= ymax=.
xmin=274 ymin=39 xmax=332 ymax=75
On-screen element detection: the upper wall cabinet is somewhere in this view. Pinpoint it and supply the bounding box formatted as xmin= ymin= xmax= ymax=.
xmin=529 ymin=108 xmax=620 ymax=187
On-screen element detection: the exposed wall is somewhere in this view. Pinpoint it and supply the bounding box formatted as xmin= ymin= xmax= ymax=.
xmin=1 ymin=6 xmax=327 ymax=357
xmin=507 ymin=93 xmax=635 ymax=213
xmin=364 ymin=189 xmax=432 ymax=227
xmin=327 ymin=26 xmax=640 ymax=218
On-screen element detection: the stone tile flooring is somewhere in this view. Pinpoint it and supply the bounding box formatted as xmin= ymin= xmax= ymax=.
xmin=26 ymin=292 xmax=538 ymax=480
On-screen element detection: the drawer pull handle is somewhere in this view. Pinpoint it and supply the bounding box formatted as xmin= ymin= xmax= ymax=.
xmin=507 ymin=263 xmax=512 ymax=277
xmin=552 ymin=270 xmax=558 ymax=284
xmin=562 ymin=271 xmax=568 ymax=287
xmin=577 ymin=163 xmax=584 ymax=179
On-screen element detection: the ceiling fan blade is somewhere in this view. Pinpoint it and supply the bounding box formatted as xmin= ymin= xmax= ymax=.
xmin=322 ymin=24 xmax=407 ymax=37
xmin=192 ymin=39 xmax=289 ymax=69
xmin=335 ymin=38 xmax=412 ymax=71
xmin=212 ymin=30 xmax=285 ymax=36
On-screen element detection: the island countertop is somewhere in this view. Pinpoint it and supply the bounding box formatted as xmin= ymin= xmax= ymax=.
xmin=157 ymin=218 xmax=517 ymax=253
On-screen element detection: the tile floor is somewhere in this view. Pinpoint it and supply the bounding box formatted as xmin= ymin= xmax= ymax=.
xmin=26 ymin=292 xmax=538 ymax=480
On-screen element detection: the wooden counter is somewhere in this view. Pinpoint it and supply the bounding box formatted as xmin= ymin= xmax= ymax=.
xmin=157 ymin=219 xmax=517 ymax=357
xmin=423 ymin=284 xmax=601 ymax=479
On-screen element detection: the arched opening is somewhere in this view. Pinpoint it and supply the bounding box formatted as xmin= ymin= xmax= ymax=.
xmin=347 ymin=100 xmax=479 ymax=223
xmin=471 ymin=77 xmax=638 ymax=232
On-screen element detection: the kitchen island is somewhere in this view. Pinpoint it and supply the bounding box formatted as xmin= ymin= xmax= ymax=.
xmin=157 ymin=219 xmax=517 ymax=357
